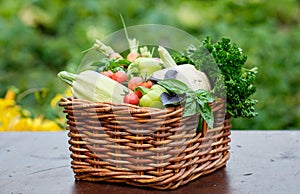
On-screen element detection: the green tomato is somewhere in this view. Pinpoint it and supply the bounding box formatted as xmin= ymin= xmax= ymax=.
xmin=146 ymin=90 xmax=161 ymax=101
xmin=149 ymin=101 xmax=163 ymax=109
xmin=139 ymin=95 xmax=152 ymax=107
xmin=139 ymin=84 xmax=167 ymax=108
xmin=139 ymin=96 xmax=163 ymax=108
xmin=151 ymin=85 xmax=167 ymax=93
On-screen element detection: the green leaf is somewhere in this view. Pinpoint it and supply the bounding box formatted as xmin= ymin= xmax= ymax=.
xmin=199 ymin=102 xmax=214 ymax=129
xmin=196 ymin=89 xmax=215 ymax=104
xmin=158 ymin=78 xmax=189 ymax=94
xmin=195 ymin=90 xmax=214 ymax=129
xmin=135 ymin=86 xmax=150 ymax=95
xmin=183 ymin=96 xmax=199 ymax=117
xmin=92 ymin=58 xmax=130 ymax=73
xmin=158 ymin=78 xmax=214 ymax=129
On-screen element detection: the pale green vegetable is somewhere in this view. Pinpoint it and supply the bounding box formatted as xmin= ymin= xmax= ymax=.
xmin=127 ymin=57 xmax=164 ymax=77
xmin=86 ymin=39 xmax=122 ymax=59
xmin=139 ymin=46 xmax=153 ymax=58
xmin=158 ymin=46 xmax=177 ymax=68
xmin=152 ymin=64 xmax=211 ymax=91
xmin=58 ymin=70 xmax=128 ymax=103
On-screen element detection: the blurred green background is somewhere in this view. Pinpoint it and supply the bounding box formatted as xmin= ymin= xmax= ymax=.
xmin=1 ymin=0 xmax=299 ymax=130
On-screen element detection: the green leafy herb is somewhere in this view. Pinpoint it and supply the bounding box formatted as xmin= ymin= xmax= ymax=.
xmin=167 ymin=51 xmax=193 ymax=65
xmin=180 ymin=37 xmax=258 ymax=118
xmin=157 ymin=78 xmax=189 ymax=94
xmin=93 ymin=58 xmax=131 ymax=73
xmin=158 ymin=79 xmax=214 ymax=129
xmin=195 ymin=89 xmax=215 ymax=129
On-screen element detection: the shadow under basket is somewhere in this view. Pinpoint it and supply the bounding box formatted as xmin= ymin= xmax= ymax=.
xmin=59 ymin=97 xmax=231 ymax=190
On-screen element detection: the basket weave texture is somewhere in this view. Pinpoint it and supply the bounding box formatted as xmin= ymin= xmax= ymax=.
xmin=59 ymin=97 xmax=231 ymax=190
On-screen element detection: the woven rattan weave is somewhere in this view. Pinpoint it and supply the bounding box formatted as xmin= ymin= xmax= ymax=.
xmin=59 ymin=97 xmax=231 ymax=189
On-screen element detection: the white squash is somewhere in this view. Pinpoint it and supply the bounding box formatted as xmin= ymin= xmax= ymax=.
xmin=151 ymin=64 xmax=211 ymax=91
xmin=58 ymin=70 xmax=128 ymax=103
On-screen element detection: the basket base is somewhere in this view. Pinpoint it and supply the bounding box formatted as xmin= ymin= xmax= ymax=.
xmin=75 ymin=162 xmax=229 ymax=190
xmin=60 ymin=98 xmax=232 ymax=190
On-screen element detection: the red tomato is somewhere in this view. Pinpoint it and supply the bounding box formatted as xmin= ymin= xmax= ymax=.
xmin=101 ymin=70 xmax=113 ymax=78
xmin=128 ymin=77 xmax=143 ymax=91
xmin=123 ymin=92 xmax=139 ymax=105
xmin=111 ymin=71 xmax=128 ymax=83
xmin=139 ymin=80 xmax=153 ymax=89
xmin=135 ymin=80 xmax=153 ymax=98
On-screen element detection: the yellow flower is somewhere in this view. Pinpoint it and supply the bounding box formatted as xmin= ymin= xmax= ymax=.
xmin=0 ymin=89 xmax=22 ymax=131
xmin=29 ymin=116 xmax=62 ymax=131
xmin=12 ymin=118 xmax=32 ymax=131
xmin=50 ymin=87 xmax=72 ymax=108
xmin=51 ymin=94 xmax=63 ymax=108
xmin=0 ymin=88 xmax=64 ymax=132
xmin=5 ymin=89 xmax=16 ymax=100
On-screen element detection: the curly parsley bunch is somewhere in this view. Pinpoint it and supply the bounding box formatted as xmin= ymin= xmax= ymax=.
xmin=175 ymin=37 xmax=258 ymax=118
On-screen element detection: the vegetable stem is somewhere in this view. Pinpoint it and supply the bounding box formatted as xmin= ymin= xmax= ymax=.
xmin=57 ymin=71 xmax=76 ymax=86
xmin=92 ymin=39 xmax=116 ymax=57
xmin=120 ymin=15 xmax=139 ymax=53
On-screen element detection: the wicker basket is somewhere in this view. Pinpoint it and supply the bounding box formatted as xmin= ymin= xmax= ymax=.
xmin=59 ymin=97 xmax=231 ymax=190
